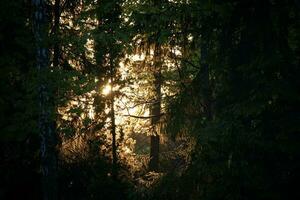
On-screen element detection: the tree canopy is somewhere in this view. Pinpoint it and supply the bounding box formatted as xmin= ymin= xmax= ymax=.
xmin=0 ymin=0 xmax=299 ymax=199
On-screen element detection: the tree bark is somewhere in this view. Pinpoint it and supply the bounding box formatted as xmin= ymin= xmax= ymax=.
xmin=32 ymin=0 xmax=58 ymax=199
xmin=149 ymin=44 xmax=162 ymax=171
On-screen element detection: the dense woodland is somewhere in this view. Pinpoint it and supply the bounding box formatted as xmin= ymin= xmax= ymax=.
xmin=0 ymin=0 xmax=299 ymax=199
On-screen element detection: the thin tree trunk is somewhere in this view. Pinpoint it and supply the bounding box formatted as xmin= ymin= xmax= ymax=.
xmin=32 ymin=0 xmax=58 ymax=199
xmin=149 ymin=44 xmax=162 ymax=171
xmin=110 ymin=59 xmax=118 ymax=179
xmin=53 ymin=0 xmax=60 ymax=68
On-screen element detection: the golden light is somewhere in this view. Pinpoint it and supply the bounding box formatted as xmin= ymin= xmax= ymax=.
xmin=102 ymin=84 xmax=112 ymax=95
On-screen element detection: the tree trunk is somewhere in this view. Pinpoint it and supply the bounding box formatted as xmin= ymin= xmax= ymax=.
xmin=53 ymin=0 xmax=60 ymax=68
xmin=199 ymin=37 xmax=212 ymax=120
xmin=32 ymin=0 xmax=58 ymax=199
xmin=110 ymin=60 xmax=118 ymax=179
xmin=149 ymin=44 xmax=162 ymax=171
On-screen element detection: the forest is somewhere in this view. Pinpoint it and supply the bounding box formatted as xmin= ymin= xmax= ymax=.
xmin=0 ymin=0 xmax=299 ymax=199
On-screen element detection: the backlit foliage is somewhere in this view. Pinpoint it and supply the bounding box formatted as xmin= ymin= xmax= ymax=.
xmin=1 ymin=0 xmax=299 ymax=199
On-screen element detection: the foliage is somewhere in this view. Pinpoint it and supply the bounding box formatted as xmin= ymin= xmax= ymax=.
xmin=164 ymin=0 xmax=300 ymax=199
xmin=1 ymin=0 xmax=299 ymax=199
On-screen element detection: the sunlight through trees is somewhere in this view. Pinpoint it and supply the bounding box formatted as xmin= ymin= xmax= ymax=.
xmin=0 ymin=0 xmax=299 ymax=199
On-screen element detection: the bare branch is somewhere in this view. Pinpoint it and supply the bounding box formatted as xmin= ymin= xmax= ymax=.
xmin=123 ymin=113 xmax=164 ymax=119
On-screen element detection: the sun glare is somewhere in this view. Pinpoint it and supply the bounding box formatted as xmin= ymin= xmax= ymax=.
xmin=102 ymin=84 xmax=112 ymax=95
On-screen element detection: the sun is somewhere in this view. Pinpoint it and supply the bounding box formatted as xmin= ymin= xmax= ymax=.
xmin=102 ymin=84 xmax=112 ymax=95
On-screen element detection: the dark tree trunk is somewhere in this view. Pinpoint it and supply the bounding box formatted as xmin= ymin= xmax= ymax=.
xmin=149 ymin=44 xmax=162 ymax=171
xmin=199 ymin=37 xmax=212 ymax=120
xmin=32 ymin=0 xmax=58 ymax=199
xmin=53 ymin=0 xmax=60 ymax=68
xmin=110 ymin=60 xmax=118 ymax=179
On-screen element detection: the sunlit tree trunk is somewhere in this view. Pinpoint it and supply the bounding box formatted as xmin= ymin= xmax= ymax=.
xmin=32 ymin=0 xmax=58 ymax=199
xmin=149 ymin=44 xmax=162 ymax=171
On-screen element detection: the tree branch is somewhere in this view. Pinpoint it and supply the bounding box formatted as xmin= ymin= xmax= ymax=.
xmin=123 ymin=113 xmax=164 ymax=119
